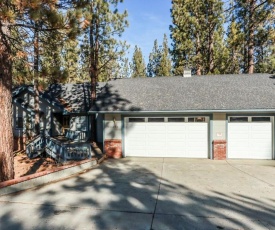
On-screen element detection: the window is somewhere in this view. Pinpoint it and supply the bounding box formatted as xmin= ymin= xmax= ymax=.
xmin=148 ymin=118 xmax=164 ymax=122
xmin=195 ymin=117 xmax=205 ymax=122
xmin=16 ymin=117 xmax=23 ymax=129
xmin=129 ymin=118 xmax=145 ymax=122
xmin=188 ymin=117 xmax=206 ymax=122
xmin=168 ymin=118 xmax=185 ymax=122
xmin=229 ymin=117 xmax=248 ymax=122
xmin=252 ymin=117 xmax=270 ymax=122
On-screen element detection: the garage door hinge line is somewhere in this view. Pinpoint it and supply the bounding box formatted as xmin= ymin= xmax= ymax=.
xmin=225 ymin=160 xmax=274 ymax=187
xmin=150 ymin=158 xmax=164 ymax=230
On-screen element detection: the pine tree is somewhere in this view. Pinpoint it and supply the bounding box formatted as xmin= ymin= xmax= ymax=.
xmin=170 ymin=0 xmax=224 ymax=75
xmin=254 ymin=27 xmax=275 ymax=73
xmin=170 ymin=0 xmax=206 ymax=75
xmin=213 ymin=29 xmax=230 ymax=74
xmin=83 ymin=0 xmax=128 ymax=103
xmin=158 ymin=34 xmax=172 ymax=76
xmin=0 ymin=0 xmax=77 ymax=181
xmin=233 ymin=0 xmax=275 ymax=74
xmin=121 ymin=57 xmax=131 ymax=78
xmin=81 ymin=0 xmax=128 ymax=140
xmin=131 ymin=46 xmax=146 ymax=78
xmin=225 ymin=17 xmax=243 ymax=74
xmin=147 ymin=39 xmax=161 ymax=77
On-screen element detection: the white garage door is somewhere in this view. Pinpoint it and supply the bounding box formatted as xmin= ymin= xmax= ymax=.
xmin=228 ymin=116 xmax=272 ymax=159
xmin=125 ymin=117 xmax=208 ymax=158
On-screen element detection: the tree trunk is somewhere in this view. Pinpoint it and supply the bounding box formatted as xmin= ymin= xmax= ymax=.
xmin=0 ymin=25 xmax=14 ymax=182
xmin=196 ymin=35 xmax=202 ymax=75
xmin=34 ymin=26 xmax=40 ymax=135
xmin=248 ymin=0 xmax=255 ymax=74
xmin=89 ymin=1 xmax=98 ymax=141
xmin=208 ymin=26 xmax=215 ymax=74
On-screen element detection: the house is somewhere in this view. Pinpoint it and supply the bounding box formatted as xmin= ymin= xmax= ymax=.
xmin=90 ymin=73 xmax=275 ymax=160
xmin=12 ymin=83 xmax=105 ymax=161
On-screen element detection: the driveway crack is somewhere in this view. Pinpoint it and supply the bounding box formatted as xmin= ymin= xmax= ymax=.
xmin=226 ymin=160 xmax=274 ymax=187
xmin=150 ymin=158 xmax=164 ymax=230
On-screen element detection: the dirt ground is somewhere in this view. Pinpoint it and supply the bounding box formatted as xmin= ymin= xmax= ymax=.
xmin=14 ymin=154 xmax=77 ymax=179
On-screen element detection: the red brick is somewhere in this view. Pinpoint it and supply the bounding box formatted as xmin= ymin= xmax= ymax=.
xmin=104 ymin=139 xmax=122 ymax=159
xmin=212 ymin=140 xmax=226 ymax=160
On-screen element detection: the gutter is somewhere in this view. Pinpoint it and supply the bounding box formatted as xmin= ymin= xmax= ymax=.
xmin=88 ymin=109 xmax=275 ymax=114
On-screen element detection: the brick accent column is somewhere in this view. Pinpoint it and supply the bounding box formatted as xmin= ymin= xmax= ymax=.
xmin=212 ymin=140 xmax=226 ymax=160
xmin=104 ymin=139 xmax=122 ymax=159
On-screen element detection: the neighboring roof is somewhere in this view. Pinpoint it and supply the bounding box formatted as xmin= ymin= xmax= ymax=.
xmin=13 ymin=85 xmax=64 ymax=113
xmin=44 ymin=82 xmax=106 ymax=113
xmin=91 ymin=74 xmax=275 ymax=112
xmin=13 ymin=82 xmax=106 ymax=114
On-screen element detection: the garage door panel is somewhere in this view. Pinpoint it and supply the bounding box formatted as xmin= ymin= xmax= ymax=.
xmin=167 ymin=143 xmax=186 ymax=151
xmin=251 ymin=123 xmax=271 ymax=129
xmin=187 ymin=132 xmax=207 ymax=139
xmin=147 ymin=142 xmax=166 ymax=148
xmin=251 ymin=131 xmax=271 ymax=139
xmin=167 ymin=125 xmax=186 ymax=132
xmin=127 ymin=124 xmax=146 ymax=130
xmin=186 ymin=125 xmax=207 ymax=131
xmin=126 ymin=146 xmax=146 ymax=152
xmin=146 ymin=125 xmax=166 ymax=132
xmin=127 ymin=151 xmax=147 ymax=156
xmin=167 ymin=133 xmax=186 ymax=139
xmin=187 ymin=142 xmax=207 ymax=151
xmin=147 ymin=133 xmax=165 ymax=139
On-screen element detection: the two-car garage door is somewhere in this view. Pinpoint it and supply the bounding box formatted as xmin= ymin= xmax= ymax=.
xmin=125 ymin=117 xmax=208 ymax=158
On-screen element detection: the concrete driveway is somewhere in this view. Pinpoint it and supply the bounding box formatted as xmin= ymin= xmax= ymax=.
xmin=1 ymin=158 xmax=275 ymax=230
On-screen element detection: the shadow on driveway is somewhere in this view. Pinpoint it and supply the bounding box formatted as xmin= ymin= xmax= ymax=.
xmin=0 ymin=158 xmax=275 ymax=229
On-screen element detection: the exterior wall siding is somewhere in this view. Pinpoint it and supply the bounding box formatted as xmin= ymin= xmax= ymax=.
xmin=104 ymin=114 xmax=122 ymax=140
xmin=96 ymin=114 xmax=104 ymax=143
xmin=212 ymin=113 xmax=226 ymax=140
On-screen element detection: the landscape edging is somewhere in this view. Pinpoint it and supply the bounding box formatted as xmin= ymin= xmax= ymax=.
xmin=0 ymin=156 xmax=105 ymax=196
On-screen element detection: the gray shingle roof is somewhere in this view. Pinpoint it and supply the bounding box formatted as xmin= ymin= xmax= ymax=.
xmin=91 ymin=74 xmax=275 ymax=112
xmin=44 ymin=82 xmax=106 ymax=113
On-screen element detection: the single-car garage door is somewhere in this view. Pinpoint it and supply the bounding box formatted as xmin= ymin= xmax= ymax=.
xmin=125 ymin=117 xmax=208 ymax=158
xmin=228 ymin=116 xmax=273 ymax=159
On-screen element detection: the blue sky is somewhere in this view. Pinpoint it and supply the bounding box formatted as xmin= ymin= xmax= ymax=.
xmin=118 ymin=0 xmax=172 ymax=64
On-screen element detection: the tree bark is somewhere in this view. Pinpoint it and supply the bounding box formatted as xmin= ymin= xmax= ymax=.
xmin=0 ymin=23 xmax=14 ymax=182
xmin=34 ymin=26 xmax=40 ymax=135
xmin=247 ymin=0 xmax=255 ymax=74
xmin=208 ymin=31 xmax=214 ymax=74
xmin=89 ymin=1 xmax=98 ymax=141
xmin=196 ymin=35 xmax=202 ymax=75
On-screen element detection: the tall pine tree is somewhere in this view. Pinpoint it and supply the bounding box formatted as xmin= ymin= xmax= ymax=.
xmin=147 ymin=39 xmax=161 ymax=77
xmin=233 ymin=0 xmax=275 ymax=74
xmin=170 ymin=0 xmax=224 ymax=75
xmin=0 ymin=0 xmax=78 ymax=181
xmin=131 ymin=46 xmax=146 ymax=78
xmin=158 ymin=34 xmax=172 ymax=76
